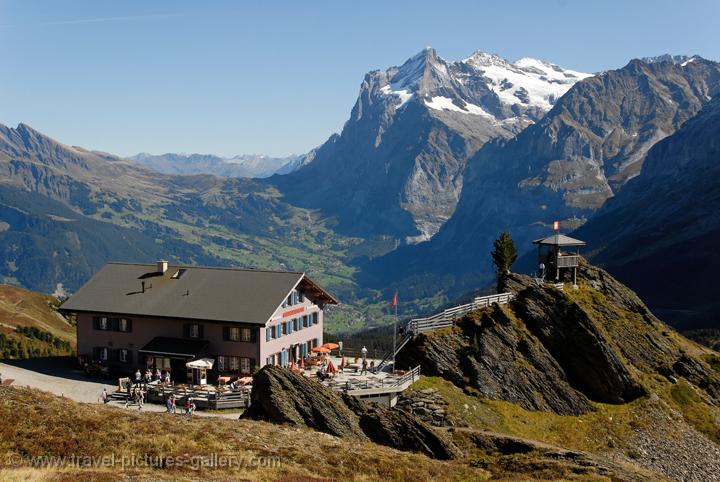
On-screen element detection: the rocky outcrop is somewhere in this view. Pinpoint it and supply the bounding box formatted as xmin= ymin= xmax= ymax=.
xmin=398 ymin=262 xmax=720 ymax=415
xmin=242 ymin=365 xmax=460 ymax=460
xmin=396 ymin=388 xmax=462 ymax=427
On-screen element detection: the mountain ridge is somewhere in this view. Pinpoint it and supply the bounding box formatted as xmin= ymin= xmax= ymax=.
xmin=275 ymin=47 xmax=589 ymax=244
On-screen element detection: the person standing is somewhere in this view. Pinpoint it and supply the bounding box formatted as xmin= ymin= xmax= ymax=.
xmin=135 ymin=369 xmax=141 ymax=384
xmin=360 ymin=358 xmax=368 ymax=375
xmin=361 ymin=346 xmax=368 ymax=362
xmin=101 ymin=388 xmax=109 ymax=404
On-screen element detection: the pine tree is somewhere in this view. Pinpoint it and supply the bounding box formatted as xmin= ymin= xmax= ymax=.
xmin=491 ymin=231 xmax=518 ymax=292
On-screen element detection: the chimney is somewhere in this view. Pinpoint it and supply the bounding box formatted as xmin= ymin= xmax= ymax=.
xmin=157 ymin=259 xmax=168 ymax=274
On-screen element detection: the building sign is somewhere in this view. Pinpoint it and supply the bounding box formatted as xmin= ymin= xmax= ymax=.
xmin=282 ymin=306 xmax=305 ymax=318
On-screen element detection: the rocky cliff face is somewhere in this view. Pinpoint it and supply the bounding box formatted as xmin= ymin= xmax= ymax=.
xmin=366 ymin=56 xmax=720 ymax=298
xmin=242 ymin=365 xmax=459 ymax=460
xmin=398 ymin=261 xmax=720 ymax=415
xmin=275 ymin=48 xmax=588 ymax=244
xmin=574 ymin=96 xmax=720 ymax=331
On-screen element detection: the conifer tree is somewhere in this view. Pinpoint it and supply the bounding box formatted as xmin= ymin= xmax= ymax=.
xmin=491 ymin=231 xmax=518 ymax=292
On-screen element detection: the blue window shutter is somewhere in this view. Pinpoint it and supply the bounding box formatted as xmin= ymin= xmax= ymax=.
xmin=266 ymin=327 xmax=271 ymax=341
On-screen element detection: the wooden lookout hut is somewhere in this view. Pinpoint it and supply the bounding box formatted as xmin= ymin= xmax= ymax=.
xmin=532 ymin=233 xmax=586 ymax=286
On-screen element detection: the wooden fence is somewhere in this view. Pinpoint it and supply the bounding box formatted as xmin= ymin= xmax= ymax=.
xmin=409 ymin=292 xmax=514 ymax=335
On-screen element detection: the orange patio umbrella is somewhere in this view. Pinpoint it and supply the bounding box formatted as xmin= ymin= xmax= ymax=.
xmin=326 ymin=360 xmax=338 ymax=374
xmin=321 ymin=342 xmax=339 ymax=350
xmin=238 ymin=377 xmax=253 ymax=385
xmin=299 ymin=357 xmax=305 ymax=369
xmin=311 ymin=346 xmax=331 ymax=353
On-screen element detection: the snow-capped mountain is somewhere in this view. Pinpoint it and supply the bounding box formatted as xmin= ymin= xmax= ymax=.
xmin=129 ymin=152 xmax=304 ymax=178
xmin=375 ymin=47 xmax=591 ymax=124
xmin=276 ymin=47 xmax=591 ymax=244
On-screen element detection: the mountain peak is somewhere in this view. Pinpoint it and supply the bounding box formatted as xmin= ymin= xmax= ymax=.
xmin=463 ymin=51 xmax=508 ymax=68
xmin=639 ymin=54 xmax=699 ymax=65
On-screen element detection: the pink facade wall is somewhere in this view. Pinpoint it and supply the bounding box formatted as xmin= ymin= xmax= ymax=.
xmin=259 ymin=296 xmax=323 ymax=365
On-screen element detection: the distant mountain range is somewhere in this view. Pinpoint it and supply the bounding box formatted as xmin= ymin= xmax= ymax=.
xmin=362 ymin=54 xmax=720 ymax=303
xmin=1 ymin=49 xmax=719 ymax=335
xmin=128 ymin=152 xmax=306 ymax=178
xmin=275 ymin=48 xmax=590 ymax=244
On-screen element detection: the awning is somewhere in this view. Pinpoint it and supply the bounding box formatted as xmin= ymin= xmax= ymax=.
xmin=186 ymin=358 xmax=214 ymax=369
xmin=139 ymin=336 xmax=208 ymax=358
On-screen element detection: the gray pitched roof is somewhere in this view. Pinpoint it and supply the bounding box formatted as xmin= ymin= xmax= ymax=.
xmin=532 ymin=233 xmax=586 ymax=247
xmin=59 ymin=262 xmax=337 ymax=324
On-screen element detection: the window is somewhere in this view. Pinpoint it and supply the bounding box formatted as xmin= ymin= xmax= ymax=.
xmin=118 ymin=318 xmax=131 ymax=332
xmin=97 ymin=317 xmax=109 ymax=330
xmin=266 ymin=327 xmax=272 ymax=341
xmin=171 ymin=268 xmax=187 ymax=279
xmin=240 ymin=357 xmax=251 ymax=373
xmin=185 ymin=323 xmax=203 ymax=339
xmin=154 ymin=357 xmax=171 ymax=370
xmin=298 ymin=291 xmax=305 ymax=303
xmin=99 ymin=347 xmax=108 ymax=361
xmin=274 ymin=325 xmax=281 ymax=338
xmin=229 ymin=356 xmax=240 ymax=371
xmin=217 ymin=356 xmax=226 ymax=372
xmin=240 ymin=327 xmax=252 ymax=342
xmin=312 ymin=312 xmax=319 ymax=325
xmin=266 ymin=356 xmax=272 ymax=366
xmin=229 ymin=327 xmax=240 ymax=341
xmin=303 ymin=315 xmax=309 ymax=328
xmin=119 ymin=349 xmax=130 ymax=363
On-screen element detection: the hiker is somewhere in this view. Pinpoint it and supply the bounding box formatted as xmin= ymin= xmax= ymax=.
xmin=135 ymin=369 xmax=141 ymax=384
xmin=166 ymin=394 xmax=176 ymax=413
xmin=360 ymin=358 xmax=368 ymax=375
xmin=101 ymin=388 xmax=109 ymax=404
xmin=125 ymin=387 xmax=135 ymax=408
xmin=361 ymin=345 xmax=368 ymax=362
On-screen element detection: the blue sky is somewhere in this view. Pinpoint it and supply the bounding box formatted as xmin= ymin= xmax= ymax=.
xmin=1 ymin=0 xmax=718 ymax=157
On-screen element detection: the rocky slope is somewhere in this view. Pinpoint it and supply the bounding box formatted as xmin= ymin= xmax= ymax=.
xmin=242 ymin=365 xmax=459 ymax=460
xmin=367 ymin=55 xmax=720 ymax=299
xmin=0 ymin=122 xmax=363 ymax=306
xmin=275 ymin=47 xmax=589 ymax=244
xmin=574 ymin=95 xmax=720 ymax=331
xmin=398 ymin=261 xmax=720 ymax=417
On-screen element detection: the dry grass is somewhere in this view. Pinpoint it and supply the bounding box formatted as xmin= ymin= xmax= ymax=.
xmin=0 ymin=386 xmax=484 ymax=481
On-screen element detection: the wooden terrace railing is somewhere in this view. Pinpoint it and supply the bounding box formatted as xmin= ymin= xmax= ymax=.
xmin=408 ymin=292 xmax=514 ymax=335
